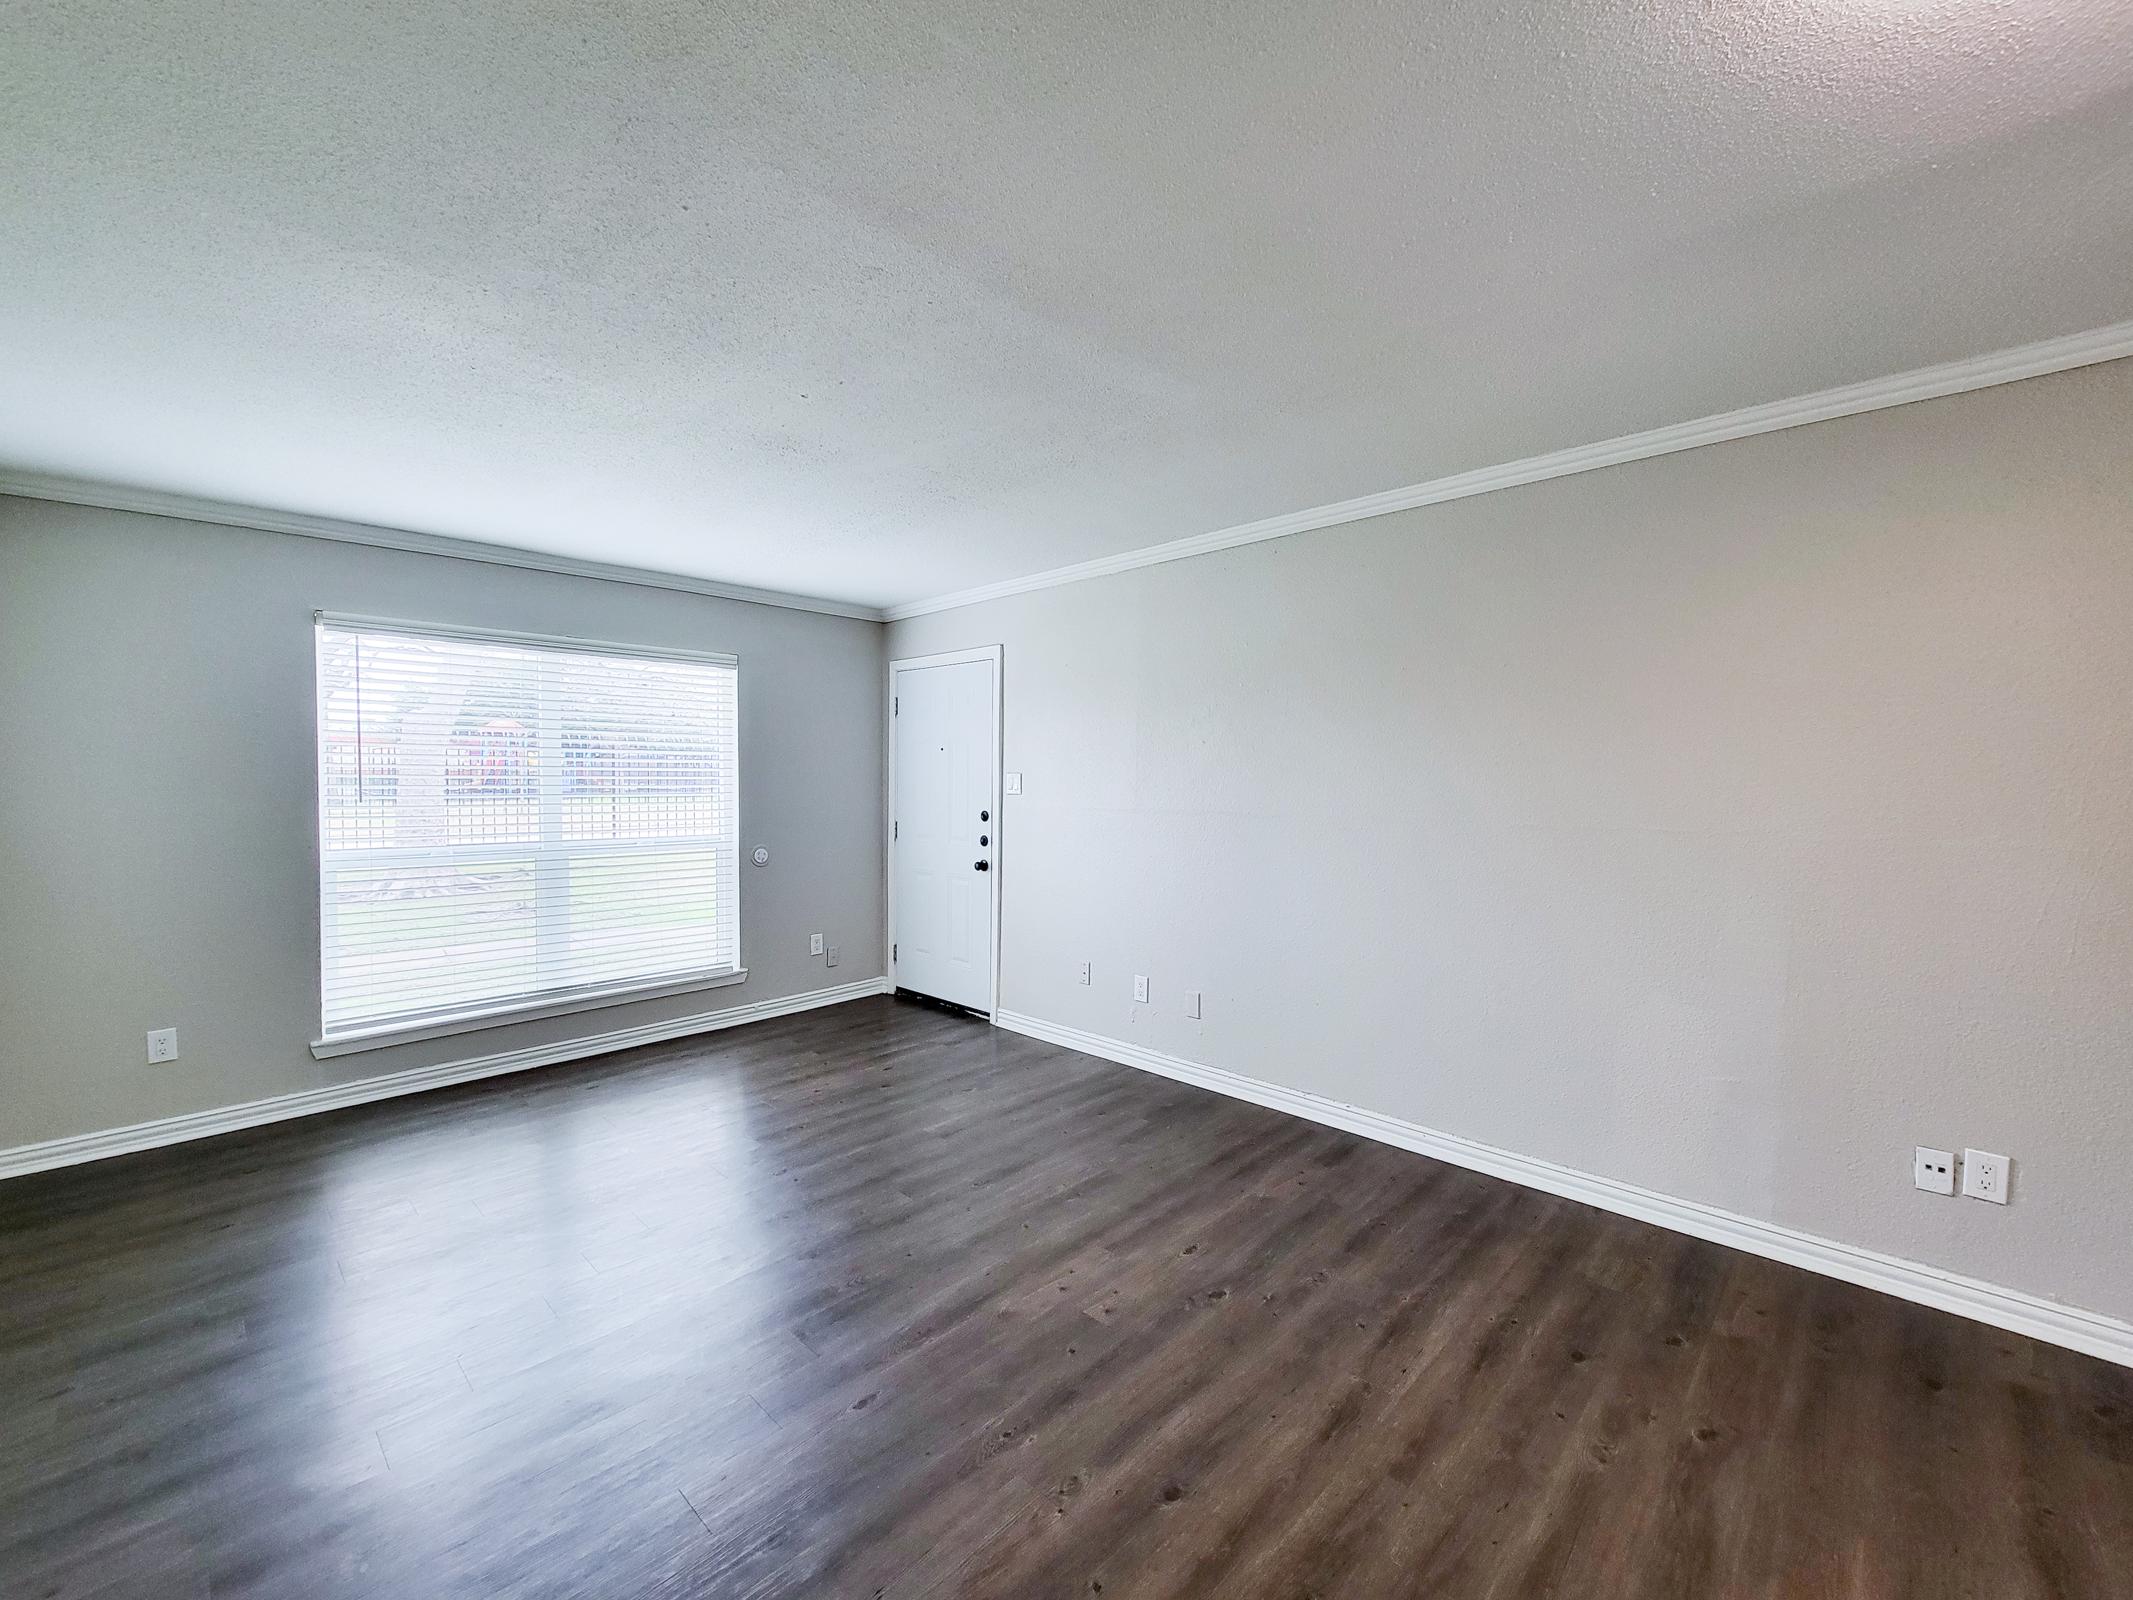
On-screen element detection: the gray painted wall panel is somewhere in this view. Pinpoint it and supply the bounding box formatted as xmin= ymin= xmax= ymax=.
xmin=0 ymin=500 xmax=883 ymax=1149
xmin=6 ymin=359 xmax=2128 ymax=1327
xmin=889 ymin=360 xmax=2133 ymax=1323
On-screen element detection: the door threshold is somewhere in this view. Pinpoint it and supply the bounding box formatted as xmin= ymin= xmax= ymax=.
xmin=893 ymin=988 xmax=992 ymax=1022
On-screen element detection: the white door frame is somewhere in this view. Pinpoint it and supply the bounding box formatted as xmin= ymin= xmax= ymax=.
xmin=886 ymin=645 xmax=1003 ymax=1018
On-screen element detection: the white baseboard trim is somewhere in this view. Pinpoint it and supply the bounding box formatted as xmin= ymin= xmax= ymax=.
xmin=995 ymin=1010 xmax=2133 ymax=1369
xmin=0 ymin=977 xmax=893 ymax=1182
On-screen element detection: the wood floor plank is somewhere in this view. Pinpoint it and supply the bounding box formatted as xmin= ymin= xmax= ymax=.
xmin=2 ymin=996 xmax=2127 ymax=1598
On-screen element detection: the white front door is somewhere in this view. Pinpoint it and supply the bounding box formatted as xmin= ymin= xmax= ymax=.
xmin=891 ymin=652 xmax=998 ymax=1012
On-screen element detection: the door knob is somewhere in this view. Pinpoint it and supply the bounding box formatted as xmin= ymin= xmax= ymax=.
xmin=974 ymin=860 xmax=990 ymax=871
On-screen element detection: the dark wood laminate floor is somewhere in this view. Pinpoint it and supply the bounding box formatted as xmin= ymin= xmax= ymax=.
xmin=3 ymin=998 xmax=2129 ymax=1599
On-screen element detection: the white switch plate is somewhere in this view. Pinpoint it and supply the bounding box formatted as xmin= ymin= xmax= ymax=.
xmin=825 ymin=944 xmax=840 ymax=969
xmin=1004 ymin=772 xmax=1022 ymax=795
xmin=809 ymin=933 xmax=824 ymax=955
xmin=146 ymin=1028 xmax=179 ymax=1064
xmin=1913 ymin=1146 xmax=1955 ymax=1195
xmin=1185 ymin=990 xmax=1202 ymax=1019
xmin=1133 ymin=975 xmax=1149 ymax=1004
xmin=1078 ymin=962 xmax=1091 ymax=986
xmin=1962 ymin=1148 xmax=2010 ymax=1204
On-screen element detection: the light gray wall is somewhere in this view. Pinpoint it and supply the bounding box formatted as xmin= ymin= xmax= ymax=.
xmin=890 ymin=359 xmax=2133 ymax=1324
xmin=0 ymin=499 xmax=883 ymax=1150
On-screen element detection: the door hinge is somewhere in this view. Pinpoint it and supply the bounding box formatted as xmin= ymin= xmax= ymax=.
xmin=893 ymin=695 xmax=899 ymax=715
xmin=892 ymin=943 xmax=898 ymax=962
xmin=893 ymin=820 xmax=898 ymax=839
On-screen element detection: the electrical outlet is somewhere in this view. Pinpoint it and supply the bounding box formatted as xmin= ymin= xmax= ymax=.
xmin=1185 ymin=990 xmax=1202 ymax=1019
xmin=809 ymin=933 xmax=824 ymax=956
xmin=1962 ymin=1148 xmax=2010 ymax=1205
xmin=1077 ymin=962 xmax=1091 ymax=986
xmin=1913 ymin=1147 xmax=1955 ymax=1195
xmin=825 ymin=944 xmax=840 ymax=969
xmin=1133 ymin=975 xmax=1149 ymax=1004
xmin=146 ymin=1028 xmax=179 ymax=1064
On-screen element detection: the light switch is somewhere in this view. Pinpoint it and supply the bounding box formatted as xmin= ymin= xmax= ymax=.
xmin=1004 ymin=772 xmax=1022 ymax=796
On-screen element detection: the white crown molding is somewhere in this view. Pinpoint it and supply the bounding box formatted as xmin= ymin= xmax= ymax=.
xmin=0 ymin=977 xmax=891 ymax=1181
xmin=995 ymin=1010 xmax=2133 ymax=1370
xmin=887 ymin=318 xmax=2133 ymax=621
xmin=12 ymin=321 xmax=2131 ymax=626
xmin=0 ymin=470 xmax=886 ymax=622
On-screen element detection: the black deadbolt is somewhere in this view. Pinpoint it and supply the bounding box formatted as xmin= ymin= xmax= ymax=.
xmin=979 ymin=834 xmax=989 ymax=846
xmin=980 ymin=809 xmax=990 ymax=822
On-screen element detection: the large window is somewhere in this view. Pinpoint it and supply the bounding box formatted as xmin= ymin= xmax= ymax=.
xmin=313 ymin=615 xmax=740 ymax=1050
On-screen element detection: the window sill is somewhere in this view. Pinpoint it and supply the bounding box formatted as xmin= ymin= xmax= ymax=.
xmin=311 ymin=967 xmax=748 ymax=1059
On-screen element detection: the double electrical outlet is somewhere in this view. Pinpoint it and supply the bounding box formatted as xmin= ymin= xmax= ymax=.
xmin=1082 ymin=963 xmax=1201 ymax=1019
xmin=1914 ymin=1145 xmax=2010 ymax=1205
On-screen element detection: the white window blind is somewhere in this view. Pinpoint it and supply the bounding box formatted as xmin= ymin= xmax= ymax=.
xmin=314 ymin=616 xmax=740 ymax=1043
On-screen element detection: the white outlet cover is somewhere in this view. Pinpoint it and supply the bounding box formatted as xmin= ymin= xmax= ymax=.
xmin=810 ymin=933 xmax=824 ymax=955
xmin=146 ymin=1028 xmax=179 ymax=1064
xmin=1077 ymin=962 xmax=1090 ymax=985
xmin=1133 ymin=975 xmax=1149 ymax=1003
xmin=1962 ymin=1148 xmax=2010 ymax=1204
xmin=1913 ymin=1146 xmax=1955 ymax=1195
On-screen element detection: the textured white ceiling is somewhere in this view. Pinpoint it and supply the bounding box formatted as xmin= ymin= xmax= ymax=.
xmin=4 ymin=0 xmax=2131 ymax=610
